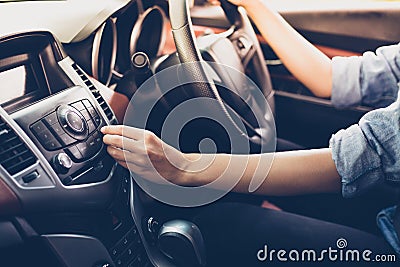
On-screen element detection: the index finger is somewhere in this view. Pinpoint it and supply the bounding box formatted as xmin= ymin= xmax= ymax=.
xmin=101 ymin=125 xmax=146 ymax=140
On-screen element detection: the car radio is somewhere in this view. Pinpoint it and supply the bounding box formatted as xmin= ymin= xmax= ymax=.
xmin=11 ymin=85 xmax=113 ymax=186
xmin=30 ymin=99 xmax=103 ymax=161
xmin=29 ymin=98 xmax=106 ymax=180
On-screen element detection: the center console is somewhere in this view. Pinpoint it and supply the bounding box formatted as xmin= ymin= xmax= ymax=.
xmin=13 ymin=86 xmax=110 ymax=186
xmin=0 ymin=31 xmax=152 ymax=267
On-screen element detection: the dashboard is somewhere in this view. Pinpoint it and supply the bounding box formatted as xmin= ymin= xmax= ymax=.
xmin=0 ymin=29 xmax=152 ymax=267
xmin=0 ymin=1 xmax=248 ymax=266
xmin=0 ymin=1 xmax=194 ymax=266
xmin=0 ymin=1 xmax=398 ymax=267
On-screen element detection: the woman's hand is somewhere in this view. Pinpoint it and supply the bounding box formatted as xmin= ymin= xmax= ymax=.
xmin=101 ymin=125 xmax=192 ymax=186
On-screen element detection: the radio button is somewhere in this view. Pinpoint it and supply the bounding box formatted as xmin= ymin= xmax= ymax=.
xmin=50 ymin=123 xmax=65 ymax=136
xmin=66 ymin=146 xmax=83 ymax=161
xmin=76 ymin=142 xmax=90 ymax=158
xmin=87 ymin=119 xmax=96 ymax=134
xmin=86 ymin=136 xmax=97 ymax=156
xmin=81 ymin=109 xmax=91 ymax=121
xmin=88 ymin=135 xmax=102 ymax=155
xmin=82 ymin=99 xmax=93 ymax=109
xmin=93 ymin=132 xmax=103 ymax=145
xmin=43 ymin=139 xmax=61 ymax=151
xmin=93 ymin=116 xmax=101 ymax=126
xmin=87 ymin=107 xmax=98 ymax=118
xmin=36 ymin=129 xmax=54 ymax=143
xmin=30 ymin=121 xmax=47 ymax=134
xmin=58 ymin=133 xmax=76 ymax=146
xmin=43 ymin=112 xmax=58 ymax=126
xmin=71 ymin=101 xmax=85 ymax=111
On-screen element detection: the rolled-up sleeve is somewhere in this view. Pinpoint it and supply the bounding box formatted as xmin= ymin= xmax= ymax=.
xmin=330 ymin=91 xmax=400 ymax=198
xmin=332 ymin=43 xmax=400 ymax=108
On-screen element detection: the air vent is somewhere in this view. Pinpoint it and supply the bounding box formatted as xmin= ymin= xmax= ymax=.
xmin=72 ymin=63 xmax=115 ymax=122
xmin=0 ymin=118 xmax=37 ymax=176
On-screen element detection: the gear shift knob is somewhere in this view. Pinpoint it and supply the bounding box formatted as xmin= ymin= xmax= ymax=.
xmin=158 ymin=220 xmax=206 ymax=267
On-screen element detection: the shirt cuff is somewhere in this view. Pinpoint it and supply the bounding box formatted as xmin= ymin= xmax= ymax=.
xmin=331 ymin=56 xmax=363 ymax=108
xmin=329 ymin=124 xmax=384 ymax=198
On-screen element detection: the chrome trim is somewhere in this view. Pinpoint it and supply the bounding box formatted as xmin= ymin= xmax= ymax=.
xmin=92 ymin=18 xmax=117 ymax=86
xmin=265 ymin=59 xmax=283 ymax=66
xmin=66 ymin=163 xmax=117 ymax=190
xmin=129 ymin=6 xmax=167 ymax=58
xmin=111 ymin=69 xmax=124 ymax=79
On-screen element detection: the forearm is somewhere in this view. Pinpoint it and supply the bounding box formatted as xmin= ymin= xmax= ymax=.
xmin=102 ymin=126 xmax=341 ymax=196
xmin=244 ymin=1 xmax=332 ymax=97
xmin=184 ymin=148 xmax=341 ymax=196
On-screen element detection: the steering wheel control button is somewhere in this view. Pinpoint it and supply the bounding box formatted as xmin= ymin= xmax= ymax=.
xmin=235 ymin=36 xmax=253 ymax=61
xmin=52 ymin=153 xmax=73 ymax=174
xmin=57 ymin=105 xmax=88 ymax=140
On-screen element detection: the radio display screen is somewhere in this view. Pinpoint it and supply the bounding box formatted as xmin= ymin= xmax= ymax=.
xmin=0 ymin=64 xmax=41 ymax=105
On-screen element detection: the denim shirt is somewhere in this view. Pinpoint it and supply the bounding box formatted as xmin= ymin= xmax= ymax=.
xmin=329 ymin=43 xmax=400 ymax=255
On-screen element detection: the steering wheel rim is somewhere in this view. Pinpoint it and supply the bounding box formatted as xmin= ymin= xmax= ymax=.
xmin=169 ymin=0 xmax=275 ymax=150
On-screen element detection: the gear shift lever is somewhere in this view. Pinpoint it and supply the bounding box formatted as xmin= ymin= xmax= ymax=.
xmin=158 ymin=220 xmax=206 ymax=267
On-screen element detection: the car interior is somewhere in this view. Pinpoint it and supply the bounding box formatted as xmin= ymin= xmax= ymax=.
xmin=0 ymin=0 xmax=399 ymax=266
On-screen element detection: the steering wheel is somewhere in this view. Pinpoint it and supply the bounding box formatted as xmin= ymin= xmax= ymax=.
xmin=168 ymin=0 xmax=275 ymax=152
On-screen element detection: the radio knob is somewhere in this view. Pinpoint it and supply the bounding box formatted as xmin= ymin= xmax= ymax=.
xmin=57 ymin=105 xmax=88 ymax=140
xmin=52 ymin=153 xmax=73 ymax=174
xmin=65 ymin=110 xmax=85 ymax=133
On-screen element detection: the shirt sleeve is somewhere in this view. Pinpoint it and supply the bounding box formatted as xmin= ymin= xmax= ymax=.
xmin=330 ymin=91 xmax=400 ymax=198
xmin=331 ymin=43 xmax=400 ymax=108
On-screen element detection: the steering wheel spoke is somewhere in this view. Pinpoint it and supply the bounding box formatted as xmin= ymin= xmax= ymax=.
xmin=168 ymin=0 xmax=276 ymax=153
